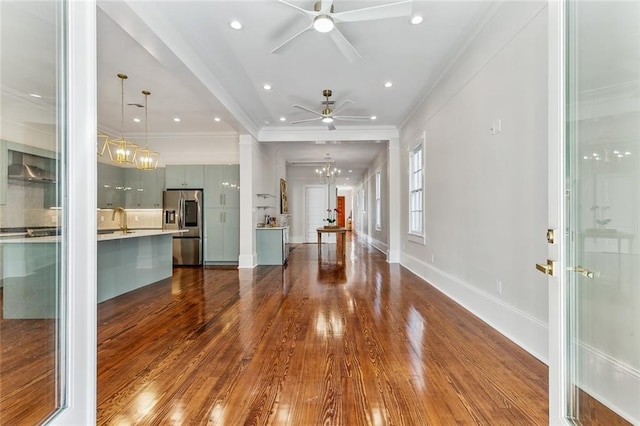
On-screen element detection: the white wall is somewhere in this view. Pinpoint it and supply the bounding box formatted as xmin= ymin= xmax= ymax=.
xmin=399 ymin=2 xmax=549 ymax=362
xmin=353 ymin=147 xmax=389 ymax=253
xmin=151 ymin=133 xmax=239 ymax=166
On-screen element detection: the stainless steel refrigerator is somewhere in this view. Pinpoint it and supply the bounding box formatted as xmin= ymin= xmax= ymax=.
xmin=162 ymin=190 xmax=203 ymax=266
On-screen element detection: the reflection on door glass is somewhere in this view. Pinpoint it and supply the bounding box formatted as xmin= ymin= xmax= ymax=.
xmin=568 ymin=1 xmax=640 ymax=424
xmin=0 ymin=0 xmax=66 ymax=423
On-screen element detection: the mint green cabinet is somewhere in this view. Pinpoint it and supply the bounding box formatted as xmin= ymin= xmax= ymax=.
xmin=165 ymin=165 xmax=204 ymax=189
xmin=204 ymin=165 xmax=239 ymax=208
xmin=97 ymin=163 xmax=125 ymax=208
xmin=257 ymin=227 xmax=289 ymax=265
xmin=124 ymin=167 xmax=165 ymax=208
xmin=204 ymin=207 xmax=239 ymax=264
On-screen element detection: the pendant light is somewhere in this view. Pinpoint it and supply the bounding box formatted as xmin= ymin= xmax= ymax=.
xmin=102 ymin=73 xmax=138 ymax=164
xmin=96 ymin=132 xmax=109 ymax=156
xmin=135 ymin=90 xmax=160 ymax=170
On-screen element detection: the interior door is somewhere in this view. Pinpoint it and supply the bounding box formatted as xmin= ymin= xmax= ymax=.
xmin=305 ymin=186 xmax=327 ymax=242
xmin=337 ymin=196 xmax=345 ymax=227
xmin=548 ymin=1 xmax=640 ymax=423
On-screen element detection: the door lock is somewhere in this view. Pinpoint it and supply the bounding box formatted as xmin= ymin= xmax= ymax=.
xmin=546 ymin=228 xmax=556 ymax=244
xmin=535 ymin=259 xmax=555 ymax=276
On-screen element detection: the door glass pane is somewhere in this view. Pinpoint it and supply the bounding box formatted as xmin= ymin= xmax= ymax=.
xmin=0 ymin=1 xmax=67 ymax=423
xmin=566 ymin=1 xmax=640 ymax=423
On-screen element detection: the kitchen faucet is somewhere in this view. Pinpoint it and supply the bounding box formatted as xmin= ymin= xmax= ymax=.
xmin=112 ymin=207 xmax=128 ymax=232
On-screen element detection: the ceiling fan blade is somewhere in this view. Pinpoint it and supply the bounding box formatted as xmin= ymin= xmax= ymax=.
xmin=292 ymin=104 xmax=324 ymax=116
xmin=277 ymin=0 xmax=316 ymax=17
xmin=328 ymin=28 xmax=361 ymax=63
xmin=334 ymin=115 xmax=371 ymax=121
xmin=333 ymin=0 xmax=412 ymax=23
xmin=290 ymin=117 xmax=323 ymax=124
xmin=271 ymin=23 xmax=314 ymax=54
xmin=319 ymin=0 xmax=334 ymax=14
xmin=327 ymin=122 xmax=336 ymax=131
xmin=331 ymin=99 xmax=354 ymax=115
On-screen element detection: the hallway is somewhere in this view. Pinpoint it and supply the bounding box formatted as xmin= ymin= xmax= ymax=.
xmin=97 ymin=234 xmax=550 ymax=424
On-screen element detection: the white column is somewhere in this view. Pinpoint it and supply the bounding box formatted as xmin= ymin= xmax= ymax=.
xmin=238 ymin=135 xmax=257 ymax=268
xmin=52 ymin=0 xmax=97 ymax=424
xmin=387 ymin=137 xmax=401 ymax=263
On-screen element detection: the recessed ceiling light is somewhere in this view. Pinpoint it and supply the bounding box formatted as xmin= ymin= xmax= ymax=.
xmin=346 ymin=177 xmax=349 ymax=180
xmin=214 ymin=117 xmax=221 ymax=122
xmin=280 ymin=117 xmax=286 ymax=122
xmin=133 ymin=118 xmax=141 ymax=122
xmin=370 ymin=116 xmax=377 ymax=120
xmin=230 ymin=20 xmax=242 ymax=30
xmin=263 ymin=84 xmax=272 ymax=91
xmin=384 ymin=81 xmax=393 ymax=88
xmin=29 ymin=93 xmax=42 ymax=98
xmin=174 ymin=118 xmax=181 ymax=122
xmin=411 ymin=15 xmax=423 ymax=25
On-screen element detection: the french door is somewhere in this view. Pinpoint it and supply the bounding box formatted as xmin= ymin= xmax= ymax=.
xmin=547 ymin=2 xmax=639 ymax=424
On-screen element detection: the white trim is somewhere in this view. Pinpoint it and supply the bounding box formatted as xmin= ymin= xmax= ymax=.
xmin=547 ymin=1 xmax=570 ymax=424
xmin=50 ymin=0 xmax=97 ymax=424
xmin=407 ymin=233 xmax=425 ymax=245
xmin=401 ymin=252 xmax=548 ymax=364
xmin=258 ymin=126 xmax=398 ymax=142
xmin=576 ymin=343 xmax=640 ymax=424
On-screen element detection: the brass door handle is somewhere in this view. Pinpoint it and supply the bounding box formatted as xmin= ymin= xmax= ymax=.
xmin=568 ymin=266 xmax=597 ymax=279
xmin=535 ymin=259 xmax=555 ymax=276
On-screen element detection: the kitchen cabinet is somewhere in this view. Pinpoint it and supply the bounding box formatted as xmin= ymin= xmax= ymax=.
xmin=165 ymin=165 xmax=204 ymax=189
xmin=204 ymin=206 xmax=239 ymax=264
xmin=97 ymin=162 xmax=125 ymax=208
xmin=124 ymin=167 xmax=165 ymax=208
xmin=204 ymin=165 xmax=239 ymax=208
xmin=256 ymin=227 xmax=289 ymax=265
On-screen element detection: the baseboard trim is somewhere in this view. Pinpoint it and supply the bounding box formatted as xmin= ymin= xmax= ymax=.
xmin=576 ymin=342 xmax=640 ymax=424
xmin=400 ymin=252 xmax=548 ymax=364
xmin=238 ymin=254 xmax=256 ymax=269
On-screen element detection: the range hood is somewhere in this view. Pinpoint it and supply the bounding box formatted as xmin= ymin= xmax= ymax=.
xmin=8 ymin=151 xmax=56 ymax=183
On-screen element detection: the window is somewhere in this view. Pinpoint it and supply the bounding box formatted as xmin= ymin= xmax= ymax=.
xmin=409 ymin=142 xmax=423 ymax=236
xmin=375 ymin=170 xmax=382 ymax=230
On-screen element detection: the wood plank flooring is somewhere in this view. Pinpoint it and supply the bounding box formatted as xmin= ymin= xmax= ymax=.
xmin=97 ymin=234 xmax=550 ymax=425
xmin=0 ymin=233 xmax=629 ymax=424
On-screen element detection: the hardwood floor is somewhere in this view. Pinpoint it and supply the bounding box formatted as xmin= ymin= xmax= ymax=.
xmin=97 ymin=234 xmax=550 ymax=425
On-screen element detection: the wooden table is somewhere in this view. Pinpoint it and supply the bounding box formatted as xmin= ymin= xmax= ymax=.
xmin=316 ymin=227 xmax=347 ymax=262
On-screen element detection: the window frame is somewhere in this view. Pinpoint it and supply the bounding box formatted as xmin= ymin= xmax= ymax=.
xmin=408 ymin=134 xmax=424 ymax=244
xmin=375 ymin=170 xmax=382 ymax=230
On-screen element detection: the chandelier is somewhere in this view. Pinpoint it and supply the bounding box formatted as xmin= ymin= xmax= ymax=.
xmin=100 ymin=73 xmax=139 ymax=164
xmin=135 ymin=90 xmax=160 ymax=170
xmin=315 ymin=157 xmax=341 ymax=184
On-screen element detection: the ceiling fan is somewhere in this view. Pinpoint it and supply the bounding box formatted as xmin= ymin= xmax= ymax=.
xmin=271 ymin=0 xmax=413 ymax=62
xmin=290 ymin=89 xmax=370 ymax=130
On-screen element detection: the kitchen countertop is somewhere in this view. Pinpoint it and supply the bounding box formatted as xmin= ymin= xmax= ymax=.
xmin=0 ymin=229 xmax=186 ymax=243
xmin=256 ymin=226 xmax=289 ymax=230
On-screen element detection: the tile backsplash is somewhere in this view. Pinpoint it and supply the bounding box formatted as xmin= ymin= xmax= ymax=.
xmin=0 ymin=181 xmax=59 ymax=228
xmin=0 ymin=181 xmax=162 ymax=230
xmin=97 ymin=209 xmax=162 ymax=230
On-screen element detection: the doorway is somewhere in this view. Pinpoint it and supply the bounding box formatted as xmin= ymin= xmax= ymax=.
xmin=337 ymin=196 xmax=345 ymax=228
xmin=305 ymin=185 xmax=327 ymax=242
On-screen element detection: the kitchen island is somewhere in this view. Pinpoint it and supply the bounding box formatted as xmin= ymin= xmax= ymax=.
xmin=1 ymin=229 xmax=184 ymax=318
xmin=97 ymin=229 xmax=185 ymax=302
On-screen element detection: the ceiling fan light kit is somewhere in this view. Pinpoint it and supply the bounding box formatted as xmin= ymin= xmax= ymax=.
xmin=313 ymin=15 xmax=334 ymax=33
xmin=290 ymin=89 xmax=370 ymax=131
xmin=273 ymin=0 xmax=413 ymax=62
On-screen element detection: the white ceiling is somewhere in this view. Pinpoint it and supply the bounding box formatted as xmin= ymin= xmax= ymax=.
xmin=96 ymin=0 xmax=493 ymax=182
